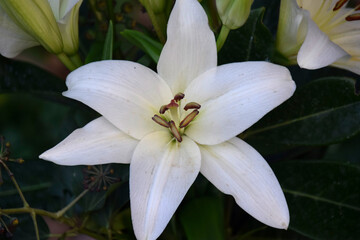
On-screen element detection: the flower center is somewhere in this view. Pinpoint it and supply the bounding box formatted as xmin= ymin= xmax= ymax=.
xmin=151 ymin=92 xmax=201 ymax=142
xmin=333 ymin=0 xmax=360 ymax=21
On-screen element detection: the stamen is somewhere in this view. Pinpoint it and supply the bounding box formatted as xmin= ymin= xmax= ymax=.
xmin=346 ymin=13 xmax=360 ymax=21
xmin=179 ymin=110 xmax=199 ymax=128
xmin=169 ymin=121 xmax=182 ymax=142
xmin=159 ymin=105 xmax=168 ymax=114
xmin=152 ymin=115 xmax=170 ymax=128
xmin=333 ymin=0 xmax=348 ymax=11
xmin=184 ymin=102 xmax=201 ymax=111
xmin=356 ymin=4 xmax=360 ymax=11
xmin=174 ymin=92 xmax=185 ymax=101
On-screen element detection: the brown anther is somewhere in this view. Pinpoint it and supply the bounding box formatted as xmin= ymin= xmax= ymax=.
xmin=169 ymin=121 xmax=182 ymax=142
xmin=333 ymin=0 xmax=348 ymax=11
xmin=5 ymin=142 xmax=10 ymax=148
xmin=152 ymin=115 xmax=170 ymax=128
xmin=179 ymin=110 xmax=199 ymax=128
xmin=110 ymin=169 xmax=114 ymax=174
xmin=184 ymin=102 xmax=201 ymax=111
xmin=159 ymin=105 xmax=168 ymax=114
xmin=346 ymin=13 xmax=360 ymax=21
xmin=174 ymin=92 xmax=185 ymax=101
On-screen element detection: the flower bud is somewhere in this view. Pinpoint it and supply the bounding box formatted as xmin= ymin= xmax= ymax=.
xmin=50 ymin=0 xmax=83 ymax=55
xmin=216 ymin=0 xmax=254 ymax=29
xmin=0 ymin=0 xmax=63 ymax=54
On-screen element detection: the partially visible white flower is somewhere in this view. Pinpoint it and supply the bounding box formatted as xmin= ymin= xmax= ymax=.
xmin=40 ymin=0 xmax=295 ymax=239
xmin=276 ymin=0 xmax=360 ymax=75
xmin=0 ymin=0 xmax=82 ymax=58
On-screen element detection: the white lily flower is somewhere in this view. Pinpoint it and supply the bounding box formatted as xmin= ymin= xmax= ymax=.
xmin=276 ymin=0 xmax=360 ymax=74
xmin=0 ymin=0 xmax=82 ymax=58
xmin=40 ymin=0 xmax=295 ymax=239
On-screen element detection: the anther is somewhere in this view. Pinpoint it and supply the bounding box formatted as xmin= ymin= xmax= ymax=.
xmin=152 ymin=115 xmax=170 ymax=128
xmin=346 ymin=13 xmax=360 ymax=21
xmin=174 ymin=92 xmax=185 ymax=101
xmin=169 ymin=120 xmax=182 ymax=142
xmin=179 ymin=110 xmax=199 ymax=128
xmin=184 ymin=102 xmax=201 ymax=111
xmin=159 ymin=105 xmax=168 ymax=114
xmin=333 ymin=0 xmax=348 ymax=11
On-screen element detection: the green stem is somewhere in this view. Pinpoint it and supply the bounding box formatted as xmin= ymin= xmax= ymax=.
xmin=57 ymin=52 xmax=78 ymax=71
xmin=216 ymin=25 xmax=231 ymax=52
xmin=30 ymin=211 xmax=40 ymax=240
xmin=69 ymin=53 xmax=83 ymax=68
xmin=0 ymin=160 xmax=29 ymax=208
xmin=56 ymin=188 xmax=89 ymax=218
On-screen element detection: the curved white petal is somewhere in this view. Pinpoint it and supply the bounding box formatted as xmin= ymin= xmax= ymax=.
xmin=296 ymin=0 xmax=330 ymax=18
xmin=297 ymin=15 xmax=348 ymax=69
xmin=200 ymin=137 xmax=289 ymax=229
xmin=63 ymin=60 xmax=173 ymax=140
xmin=0 ymin=6 xmax=38 ymax=58
xmin=184 ymin=62 xmax=295 ymax=145
xmin=39 ymin=117 xmax=138 ymax=166
xmin=333 ymin=56 xmax=360 ymax=75
xmin=157 ymin=0 xmax=217 ymax=94
xmin=130 ymin=131 xmax=201 ymax=240
xmin=331 ymin=30 xmax=360 ymax=56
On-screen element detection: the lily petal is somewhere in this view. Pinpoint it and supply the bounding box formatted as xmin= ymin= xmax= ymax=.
xmin=130 ymin=131 xmax=201 ymax=240
xmin=333 ymin=56 xmax=360 ymax=75
xmin=297 ymin=14 xmax=348 ymax=69
xmin=39 ymin=117 xmax=138 ymax=165
xmin=0 ymin=6 xmax=38 ymax=58
xmin=184 ymin=62 xmax=295 ymax=145
xmin=200 ymin=137 xmax=289 ymax=229
xmin=157 ymin=0 xmax=217 ymax=94
xmin=63 ymin=60 xmax=173 ymax=140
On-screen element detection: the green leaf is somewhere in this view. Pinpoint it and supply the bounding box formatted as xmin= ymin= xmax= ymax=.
xmin=102 ymin=20 xmax=114 ymax=60
xmin=179 ymin=197 xmax=224 ymax=240
xmin=244 ymin=77 xmax=360 ymax=153
xmin=272 ymin=160 xmax=360 ymax=240
xmin=218 ymin=8 xmax=274 ymax=64
xmin=325 ymin=133 xmax=360 ymax=164
xmin=121 ymin=29 xmax=163 ymax=63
